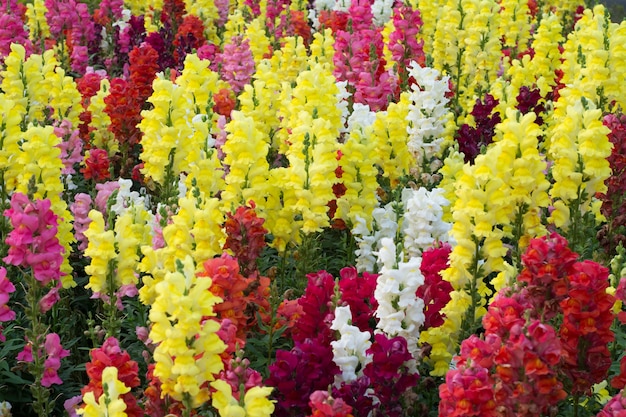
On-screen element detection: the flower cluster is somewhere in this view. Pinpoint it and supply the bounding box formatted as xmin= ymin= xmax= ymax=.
xmin=3 ymin=193 xmax=65 ymax=288
xmin=598 ymin=113 xmax=626 ymax=255
xmin=18 ymin=333 xmax=70 ymax=387
xmin=455 ymin=94 xmax=502 ymax=163
xmin=0 ymin=267 xmax=16 ymax=341
xmin=440 ymin=233 xmax=616 ymax=413
xmin=79 ymin=337 xmax=141 ymax=417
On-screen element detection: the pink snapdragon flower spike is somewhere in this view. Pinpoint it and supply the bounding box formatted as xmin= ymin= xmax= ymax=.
xmin=16 ymin=333 xmax=69 ymax=387
xmin=3 ymin=193 xmax=65 ymax=286
xmin=215 ymin=35 xmax=255 ymax=94
xmin=55 ymin=120 xmax=84 ymax=175
xmin=0 ymin=267 xmax=16 ymax=323
xmin=70 ymin=193 xmax=93 ymax=251
xmin=0 ymin=267 xmax=16 ymax=342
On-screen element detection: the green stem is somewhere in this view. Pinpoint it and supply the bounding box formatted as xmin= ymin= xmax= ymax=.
xmin=182 ymin=393 xmax=192 ymax=417
xmin=459 ymin=236 xmax=482 ymax=342
xmin=24 ymin=270 xmax=52 ymax=417
xmin=102 ymin=259 xmax=120 ymax=339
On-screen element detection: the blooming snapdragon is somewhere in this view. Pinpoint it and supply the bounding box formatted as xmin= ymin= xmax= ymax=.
xmin=374 ymin=237 xmax=425 ymax=361
xmin=330 ymin=305 xmax=372 ymax=384
xmin=405 ymin=62 xmax=451 ymax=182
xmin=402 ymin=187 xmax=451 ymax=258
xmin=149 ymin=255 xmax=225 ymax=408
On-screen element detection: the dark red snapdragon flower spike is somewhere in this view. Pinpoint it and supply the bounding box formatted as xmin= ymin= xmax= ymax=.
xmin=516 ymin=85 xmax=546 ymax=126
xmin=267 ymin=338 xmax=339 ymax=417
xmin=456 ymin=93 xmax=501 ymax=163
xmin=597 ymin=113 xmax=626 ymax=255
xmin=418 ymin=243 xmax=452 ymax=330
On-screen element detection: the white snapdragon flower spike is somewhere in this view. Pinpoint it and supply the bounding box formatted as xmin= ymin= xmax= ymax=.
xmin=336 ymin=80 xmax=351 ymax=130
xmin=333 ymin=0 xmax=351 ymax=12
xmin=330 ymin=305 xmax=373 ymax=384
xmin=346 ymin=103 xmax=376 ymax=133
xmin=374 ymin=238 xmax=425 ymax=360
xmin=405 ymin=61 xmax=451 ymax=168
xmin=402 ymin=187 xmax=451 ymax=257
xmin=353 ymin=216 xmax=378 ymax=273
xmin=111 ymin=178 xmax=146 ymax=215
xmin=371 ymin=0 xmax=394 ymax=26
xmin=352 ymin=203 xmax=400 ymax=273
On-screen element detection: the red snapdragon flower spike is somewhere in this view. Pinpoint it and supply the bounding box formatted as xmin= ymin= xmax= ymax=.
xmin=268 ymin=339 xmax=339 ymax=417
xmin=173 ymin=15 xmax=206 ymax=63
xmin=213 ymin=88 xmax=236 ymax=118
xmin=292 ymin=270 xmax=336 ymax=345
xmin=128 ymin=43 xmax=160 ymax=102
xmin=558 ymin=260 xmax=615 ymax=395
xmin=223 ymin=201 xmax=268 ymax=277
xmin=82 ymin=337 xmax=142 ymax=417
xmin=81 ymin=148 xmax=111 ymax=183
xmin=337 ymin=267 xmax=378 ymax=333
xmin=439 ymin=365 xmax=497 ymax=417
xmin=418 ymin=244 xmax=452 ymax=330
xmin=200 ymin=254 xmax=251 ymax=339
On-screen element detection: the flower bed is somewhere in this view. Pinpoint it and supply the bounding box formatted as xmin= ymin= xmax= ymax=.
xmin=0 ymin=0 xmax=626 ymax=416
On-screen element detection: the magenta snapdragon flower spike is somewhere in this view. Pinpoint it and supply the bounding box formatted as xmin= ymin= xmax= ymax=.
xmin=17 ymin=333 xmax=69 ymax=387
xmin=3 ymin=193 xmax=65 ymax=286
xmin=0 ymin=267 xmax=16 ymax=341
xmin=0 ymin=7 xmax=33 ymax=60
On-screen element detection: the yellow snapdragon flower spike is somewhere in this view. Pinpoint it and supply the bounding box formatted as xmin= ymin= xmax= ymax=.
xmin=221 ymin=110 xmax=270 ymax=210
xmin=139 ymin=76 xmax=191 ymax=186
xmin=459 ymin=0 xmax=501 ymax=111
xmin=238 ymin=60 xmax=282 ymax=143
xmin=369 ymin=94 xmax=414 ymax=186
xmin=26 ymin=0 xmax=50 ymax=41
xmin=211 ymin=380 xmax=275 ymax=417
xmin=246 ymin=17 xmax=272 ymax=63
xmin=88 ymin=79 xmax=118 ymax=155
xmin=263 ymin=168 xmax=303 ymax=251
xmin=281 ymin=63 xmax=341 ymax=234
xmin=608 ymin=20 xmax=626 ymax=110
xmin=139 ymin=192 xmax=225 ymax=305
xmin=547 ymin=99 xmax=611 ymax=229
xmin=79 ymin=367 xmax=131 ymax=417
xmin=423 ymin=109 xmax=550 ymax=375
xmin=410 ymin=0 xmax=442 ymax=56
xmin=431 ymin=0 xmax=463 ymax=79
xmin=141 ymin=54 xmax=223 ymax=192
xmin=498 ymin=0 xmax=531 ymax=53
xmin=223 ymin=9 xmax=246 ymax=44
xmin=0 ymin=95 xmax=23 ymax=189
xmin=84 ymin=210 xmax=117 ymax=295
xmin=309 ymin=28 xmax=335 ymax=68
xmin=114 ymin=205 xmax=153 ymax=289
xmin=1 ymin=44 xmax=81 ymax=128
xmin=335 ymin=126 xmax=381 ymax=228
xmin=268 ymin=36 xmax=310 ymax=84
xmin=150 ymin=255 xmax=225 ymax=407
